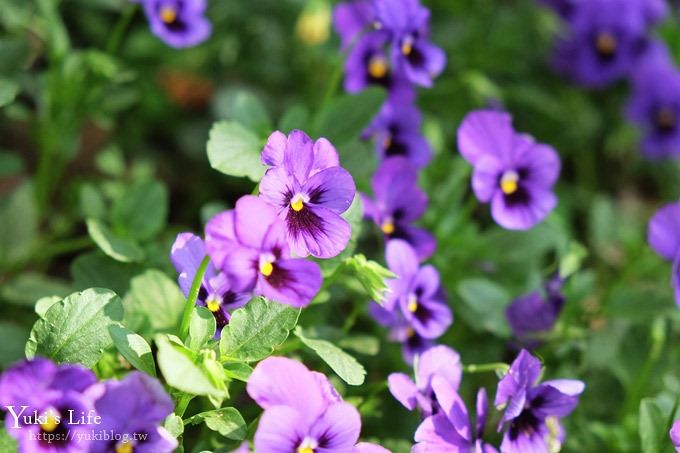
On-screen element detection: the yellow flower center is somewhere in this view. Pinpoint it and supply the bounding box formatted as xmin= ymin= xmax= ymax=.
xmin=40 ymin=411 xmax=59 ymax=433
xmin=206 ymin=296 xmax=220 ymax=313
xmin=368 ymin=55 xmax=388 ymax=79
xmin=291 ymin=196 xmax=304 ymax=212
xmin=160 ymin=6 xmax=177 ymax=24
xmin=116 ymin=440 xmax=134 ymax=453
xmin=407 ymin=295 xmax=418 ymax=313
xmin=260 ymin=261 xmax=274 ymax=277
xmin=595 ymin=32 xmax=616 ymax=57
xmin=298 ymin=448 xmax=314 ymax=453
xmin=401 ymin=38 xmax=413 ymax=56
xmin=381 ymin=219 xmax=395 ymax=235
xmin=500 ymin=170 xmax=519 ymax=195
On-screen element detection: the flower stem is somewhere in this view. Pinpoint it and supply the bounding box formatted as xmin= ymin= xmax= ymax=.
xmin=179 ymin=256 xmax=210 ymax=340
xmin=463 ymin=362 xmax=509 ymax=374
xmin=106 ymin=4 xmax=136 ymax=54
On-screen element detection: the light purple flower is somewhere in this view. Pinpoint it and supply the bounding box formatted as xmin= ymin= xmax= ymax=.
xmin=388 ymin=345 xmax=462 ymax=416
xmin=670 ymin=419 xmax=680 ymax=452
xmin=362 ymin=157 xmax=435 ymax=261
xmin=370 ymin=239 xmax=451 ymax=363
xmin=495 ymin=350 xmax=584 ymax=452
xmin=551 ymin=0 xmax=664 ymax=88
xmin=413 ymin=380 xmax=497 ymax=453
xmin=205 ymin=195 xmax=323 ymax=308
xmin=648 ymin=200 xmax=680 ymax=306
xmin=0 ymin=358 xmax=98 ymax=453
xmin=137 ymin=0 xmax=211 ymax=48
xmin=259 ymin=130 xmax=356 ymax=259
xmin=171 ymin=233 xmax=249 ymax=337
xmin=627 ymin=42 xmax=680 ymax=160
xmin=457 ymin=109 xmax=561 ymax=231
xmin=246 ymin=357 xmax=390 ymax=453
xmin=91 ymin=372 xmax=177 ymax=453
xmin=363 ymin=103 xmax=432 ymax=168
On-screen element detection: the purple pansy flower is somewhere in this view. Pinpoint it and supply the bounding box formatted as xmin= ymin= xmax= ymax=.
xmin=171 ymin=233 xmax=249 ymax=338
xmin=205 ymin=195 xmax=323 ymax=308
xmin=670 ymin=419 xmax=680 ymax=452
xmin=388 ymin=345 xmax=462 ymax=417
xmin=551 ymin=0 xmax=664 ymax=88
xmin=246 ymin=357 xmax=390 ymax=453
xmin=457 ymin=109 xmax=561 ymax=231
xmin=137 ymin=0 xmax=211 ymax=48
xmin=506 ymin=276 xmax=565 ymax=349
xmin=413 ymin=381 xmax=497 ymax=453
xmin=370 ymin=239 xmax=451 ymax=363
xmin=91 ymin=372 xmax=177 ymax=453
xmin=259 ymin=130 xmax=356 ymax=259
xmin=363 ymin=103 xmax=432 ymax=168
xmin=0 ymin=358 xmax=98 ymax=453
xmin=627 ymin=42 xmax=680 ymax=160
xmin=362 ymin=157 xmax=435 ymax=261
xmin=495 ymin=350 xmax=584 ymax=452
xmin=648 ymin=200 xmax=680 ymax=306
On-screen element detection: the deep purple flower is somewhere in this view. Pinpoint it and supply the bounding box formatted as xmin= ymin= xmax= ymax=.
xmin=506 ymin=276 xmax=565 ymax=349
xmin=457 ymin=109 xmax=561 ymax=231
xmin=0 ymin=358 xmax=98 ymax=453
xmin=370 ymin=239 xmax=451 ymax=363
xmin=171 ymin=233 xmax=249 ymax=337
xmin=205 ymin=195 xmax=323 ymax=308
xmin=413 ymin=380 xmax=497 ymax=453
xmin=627 ymin=42 xmax=680 ymax=160
xmin=388 ymin=345 xmax=462 ymax=416
xmin=363 ymin=103 xmax=432 ymax=168
xmin=551 ymin=0 xmax=664 ymax=88
xmin=362 ymin=157 xmax=435 ymax=260
xmin=648 ymin=200 xmax=680 ymax=306
xmin=670 ymin=419 xmax=680 ymax=452
xmin=137 ymin=0 xmax=211 ymax=48
xmin=259 ymin=130 xmax=356 ymax=259
xmin=495 ymin=350 xmax=584 ymax=452
xmin=246 ymin=357 xmax=389 ymax=453
xmin=333 ymin=0 xmax=445 ymax=91
xmin=91 ymin=372 xmax=177 ymax=453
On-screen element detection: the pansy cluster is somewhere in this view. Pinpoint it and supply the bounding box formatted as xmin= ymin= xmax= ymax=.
xmin=172 ymin=129 xmax=356 ymax=333
xmin=541 ymin=0 xmax=680 ymax=160
xmin=0 ymin=358 xmax=176 ymax=453
xmin=389 ymin=346 xmax=584 ymax=452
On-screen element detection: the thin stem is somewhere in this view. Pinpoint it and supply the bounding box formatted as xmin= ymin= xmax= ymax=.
xmin=463 ymin=362 xmax=509 ymax=374
xmin=175 ymin=393 xmax=194 ymax=418
xmin=106 ymin=4 xmax=136 ymax=54
xmin=179 ymin=256 xmax=211 ymax=340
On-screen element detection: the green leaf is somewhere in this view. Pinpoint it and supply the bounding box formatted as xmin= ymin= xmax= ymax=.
xmin=0 ymin=322 xmax=30 ymax=367
xmin=155 ymin=335 xmax=226 ymax=398
xmin=295 ymin=327 xmax=366 ymax=385
xmin=86 ymin=218 xmax=145 ymax=263
xmin=164 ymin=414 xmax=184 ymax=439
xmin=456 ymin=278 xmax=512 ymax=338
xmin=639 ymin=398 xmax=665 ymax=453
xmin=71 ymin=252 xmax=144 ymax=297
xmin=313 ymin=88 xmax=386 ymax=146
xmin=111 ymin=180 xmax=168 ymax=241
xmin=185 ymin=407 xmax=247 ymax=440
xmin=0 ymin=78 xmax=19 ymax=107
xmin=340 ymin=254 xmax=394 ymax=302
xmin=207 ymin=121 xmax=265 ymax=182
xmin=79 ymin=183 xmax=107 ymax=220
xmin=220 ymin=297 xmax=300 ymax=362
xmin=278 ymin=104 xmax=310 ymax=133
xmin=125 ymin=270 xmax=184 ymax=333
xmin=223 ymin=362 xmax=253 ymax=382
xmin=318 ymin=196 xmax=363 ymax=277
xmin=214 ymin=89 xmax=271 ymax=133
xmin=108 ymin=324 xmax=156 ymax=376
xmin=0 ymin=181 xmax=37 ymax=266
xmin=1 ymin=272 xmax=71 ymax=307
xmin=35 ymin=296 xmax=62 ymax=317
xmin=25 ymin=288 xmax=124 ymax=367
xmin=187 ymin=307 xmax=217 ymax=351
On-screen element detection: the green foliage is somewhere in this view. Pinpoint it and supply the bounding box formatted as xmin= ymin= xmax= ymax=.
xmin=456 ymin=278 xmax=512 ymax=338
xmin=111 ymin=180 xmax=168 ymax=241
xmin=207 ymin=121 xmax=266 ymax=182
xmin=109 ymin=324 xmax=156 ymax=376
xmin=25 ymin=288 xmax=124 ymax=367
xmin=87 ymin=218 xmax=145 ymax=263
xmin=313 ymin=88 xmax=386 ymax=146
xmin=187 ymin=307 xmax=217 ymax=351
xmin=220 ymin=297 xmax=300 ymax=362
xmin=0 ymin=182 xmax=37 ymax=267
xmin=338 ymin=254 xmax=394 ymax=303
xmin=295 ymin=327 xmax=366 ymax=386
xmin=185 ymin=408 xmax=247 ymax=441
xmin=124 ymin=269 xmax=184 ymax=333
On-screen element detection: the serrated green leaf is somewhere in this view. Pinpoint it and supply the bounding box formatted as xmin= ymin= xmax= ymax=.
xmin=207 ymin=121 xmax=265 ymax=182
xmin=25 ymin=288 xmax=124 ymax=367
xmin=109 ymin=324 xmax=156 ymax=376
xmin=185 ymin=407 xmax=246 ymax=440
xmin=111 ymin=180 xmax=168 ymax=241
xmin=35 ymin=296 xmax=62 ymax=317
xmin=220 ymin=297 xmax=299 ymax=362
xmin=125 ymin=269 xmax=184 ymax=333
xmin=295 ymin=327 xmax=366 ymax=386
xmin=86 ymin=218 xmax=145 ymax=263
